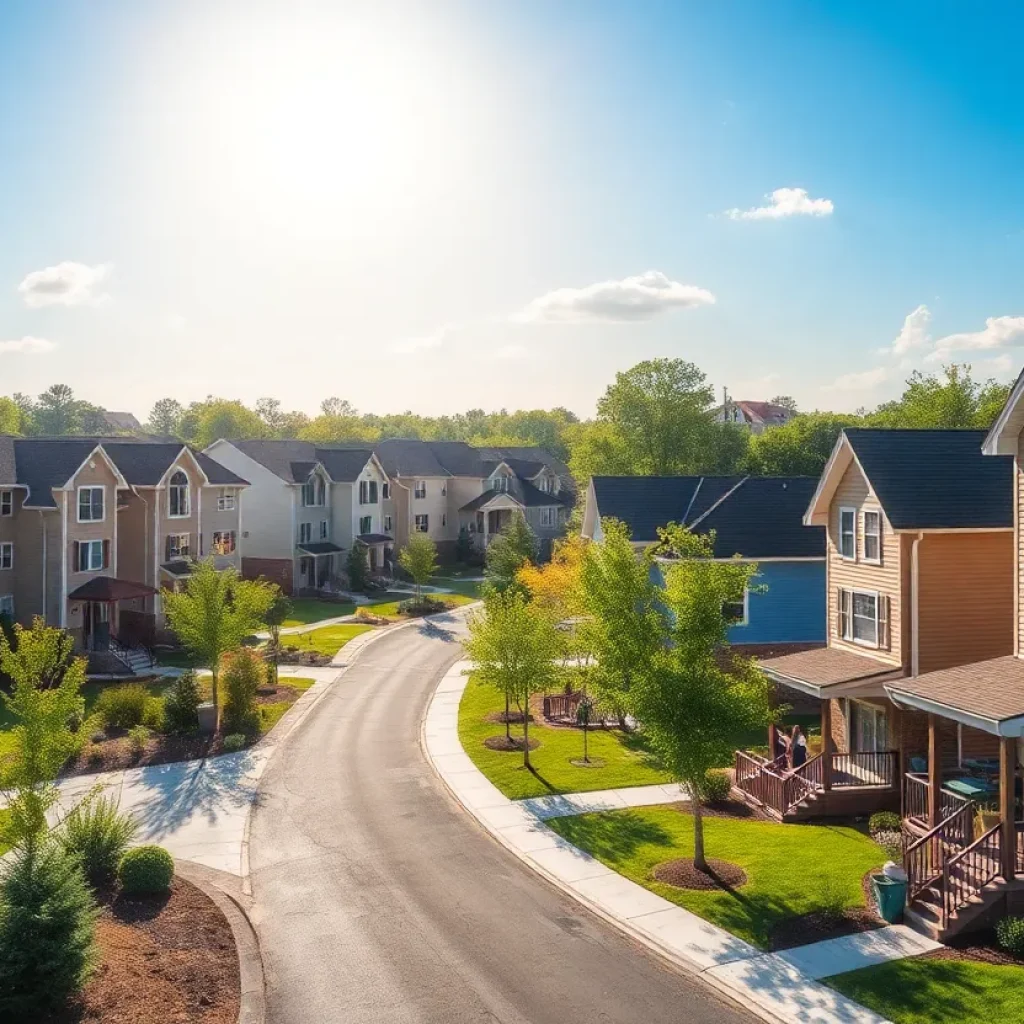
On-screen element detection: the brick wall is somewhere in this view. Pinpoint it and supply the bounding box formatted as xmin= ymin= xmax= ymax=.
xmin=242 ymin=557 xmax=293 ymax=595
xmin=830 ymin=698 xmax=848 ymax=753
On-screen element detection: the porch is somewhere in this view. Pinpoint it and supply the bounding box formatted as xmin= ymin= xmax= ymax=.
xmin=67 ymin=576 xmax=159 ymax=675
xmin=296 ymin=542 xmax=344 ymax=597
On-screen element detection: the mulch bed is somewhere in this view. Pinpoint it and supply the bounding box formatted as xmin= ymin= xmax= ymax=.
xmin=484 ymin=735 xmax=540 ymax=752
xmin=653 ymin=858 xmax=748 ymax=891
xmin=923 ymin=928 xmax=1024 ymax=967
xmin=768 ymin=870 xmax=885 ymax=951
xmin=41 ymin=877 xmax=239 ymax=1024
xmin=276 ymin=648 xmax=334 ymax=666
xmin=63 ymin=733 xmax=224 ymax=777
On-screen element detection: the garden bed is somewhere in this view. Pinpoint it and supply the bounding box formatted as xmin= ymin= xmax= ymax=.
xmin=40 ymin=876 xmax=239 ymax=1024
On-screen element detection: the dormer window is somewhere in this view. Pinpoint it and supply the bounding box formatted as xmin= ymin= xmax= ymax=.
xmin=168 ymin=471 xmax=190 ymax=518
xmin=78 ymin=486 xmax=105 ymax=523
xmin=493 ymin=475 xmax=510 ymax=493
xmin=303 ymin=474 xmax=326 ymax=507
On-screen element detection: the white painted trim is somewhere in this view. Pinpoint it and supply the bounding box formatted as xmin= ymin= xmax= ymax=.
xmin=0 ymin=541 xmax=13 ymax=571
xmin=804 ymin=432 xmax=850 ymax=526
xmin=892 ymin=527 xmax=1014 ymax=534
xmin=983 ymin=366 xmax=1024 ymax=455
xmin=885 ymin=686 xmax=1024 ymax=738
xmin=861 ymin=509 xmax=883 ymax=565
xmin=838 ymin=586 xmax=882 ymax=649
xmin=197 ymin=482 xmax=202 ymax=557
xmin=40 ymin=514 xmax=47 ymax=620
xmin=76 ymin=484 xmax=107 ymax=524
xmin=152 ymin=493 xmax=161 ymax=618
xmin=911 ymin=532 xmax=923 ymax=678
xmin=0 ymin=489 xmax=12 ymax=517
xmin=653 ymin=555 xmax=826 ymax=564
xmin=838 ymin=506 xmax=857 ymax=561
xmin=166 ymin=468 xmax=191 ymax=519
xmin=60 ymin=494 xmax=67 ymax=628
xmin=688 ymin=476 xmax=749 ymax=529
xmin=61 ymin=444 xmax=129 ymax=492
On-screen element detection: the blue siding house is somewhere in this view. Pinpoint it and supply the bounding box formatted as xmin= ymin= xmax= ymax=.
xmin=582 ymin=475 xmax=826 ymax=649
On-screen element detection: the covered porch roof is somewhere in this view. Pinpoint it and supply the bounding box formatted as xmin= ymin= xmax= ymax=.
xmin=886 ymin=656 xmax=1024 ymax=737
xmin=356 ymin=533 xmax=391 ymax=545
xmin=759 ymin=645 xmax=905 ymax=698
xmin=296 ymin=542 xmax=344 ymax=556
xmin=68 ymin=576 xmax=158 ymax=602
xmin=160 ymin=560 xmax=193 ymax=579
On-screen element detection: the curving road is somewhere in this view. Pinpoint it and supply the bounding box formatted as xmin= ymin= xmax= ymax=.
xmin=249 ymin=612 xmax=753 ymax=1024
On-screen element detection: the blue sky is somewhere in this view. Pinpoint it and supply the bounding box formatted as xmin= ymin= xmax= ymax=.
xmin=2 ymin=0 xmax=1024 ymax=420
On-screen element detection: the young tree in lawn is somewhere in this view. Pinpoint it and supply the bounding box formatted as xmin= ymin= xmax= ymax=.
xmin=483 ymin=512 xmax=538 ymax=598
xmin=577 ymin=518 xmax=664 ymax=729
xmin=162 ymin=559 xmax=276 ymax=731
xmin=263 ymin=590 xmax=292 ymax=685
xmin=465 ymin=591 xmax=561 ymax=767
xmin=637 ymin=524 xmax=772 ymax=872
xmin=346 ymin=543 xmax=370 ymax=593
xmin=398 ymin=533 xmax=438 ymax=602
xmin=0 ymin=619 xmax=87 ymax=851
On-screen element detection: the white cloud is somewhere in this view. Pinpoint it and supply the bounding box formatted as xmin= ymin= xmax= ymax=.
xmin=493 ymin=344 xmax=527 ymax=360
xmin=887 ymin=304 xmax=932 ymax=357
xmin=392 ymin=322 xmax=457 ymax=355
xmin=822 ymin=366 xmax=888 ymax=392
xmin=18 ymin=261 xmax=111 ymax=308
xmin=0 ymin=336 xmax=56 ymax=355
xmin=726 ymin=187 xmax=834 ymax=221
xmin=926 ymin=315 xmax=1024 ymax=362
xmin=981 ymin=353 xmax=1015 ymax=374
xmin=517 ymin=270 xmax=715 ymax=324
xmin=731 ymin=371 xmax=781 ymax=395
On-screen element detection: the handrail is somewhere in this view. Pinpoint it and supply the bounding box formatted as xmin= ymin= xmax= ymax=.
xmin=733 ymin=750 xmax=823 ymax=818
xmin=904 ymin=800 xmax=975 ymax=900
xmin=832 ymin=750 xmax=898 ymax=788
xmin=942 ymin=822 xmax=1002 ymax=924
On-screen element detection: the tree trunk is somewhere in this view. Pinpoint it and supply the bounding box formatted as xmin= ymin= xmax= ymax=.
xmin=692 ymin=796 xmax=707 ymax=872
xmin=272 ymin=629 xmax=280 ymax=684
xmin=583 ymin=718 xmax=589 ymax=763
xmin=523 ymin=697 xmax=530 ymax=769
xmin=212 ymin=666 xmax=221 ymax=732
xmin=505 ymin=693 xmax=511 ymax=741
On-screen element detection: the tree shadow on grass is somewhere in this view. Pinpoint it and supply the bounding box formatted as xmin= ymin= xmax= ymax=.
xmin=551 ymin=810 xmax=673 ymax=863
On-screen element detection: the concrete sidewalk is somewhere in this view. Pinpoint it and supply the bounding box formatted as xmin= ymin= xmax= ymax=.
xmin=424 ymin=660 xmax=941 ymax=1024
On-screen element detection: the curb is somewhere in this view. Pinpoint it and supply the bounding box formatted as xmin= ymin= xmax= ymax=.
xmin=176 ymin=860 xmax=266 ymax=1024
xmin=422 ymin=661 xmax=894 ymax=1024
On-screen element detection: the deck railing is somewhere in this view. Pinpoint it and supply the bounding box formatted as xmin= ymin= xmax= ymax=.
xmin=733 ymin=750 xmax=823 ymax=818
xmin=943 ymin=823 xmax=1001 ymax=924
xmin=903 ymin=773 xmax=975 ymax=828
xmin=904 ymin=801 xmax=975 ymax=901
xmin=831 ymin=750 xmax=898 ymax=789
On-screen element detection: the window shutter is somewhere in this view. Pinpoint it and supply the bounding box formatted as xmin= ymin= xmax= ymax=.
xmin=836 ymin=587 xmax=846 ymax=640
xmin=102 ymin=539 xmax=110 ymax=570
xmin=879 ymin=595 xmax=890 ymax=649
xmin=165 ymin=536 xmax=172 ymax=562
xmin=73 ymin=541 xmax=80 ymax=572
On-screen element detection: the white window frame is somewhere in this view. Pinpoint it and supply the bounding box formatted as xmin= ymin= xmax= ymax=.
xmin=359 ymin=515 xmax=372 ymax=535
xmin=723 ymin=588 xmax=750 ymax=627
xmin=384 ymin=515 xmax=393 ymax=532
xmin=0 ymin=490 xmax=11 ymax=517
xmin=77 ymin=485 xmax=105 ymax=523
xmin=216 ymin=490 xmax=236 ymax=511
xmin=0 ymin=542 xmax=12 ymax=570
xmin=302 ymin=475 xmax=325 ymax=508
xmin=539 ymin=507 xmax=554 ymax=528
xmin=841 ymin=587 xmax=880 ymax=649
xmin=862 ymin=510 xmax=882 ymax=565
xmin=838 ymin=506 xmax=856 ymax=561
xmin=382 ymin=482 xmax=390 ymax=500
xmin=299 ymin=522 xmax=312 ymax=545
xmin=167 ymin=471 xmax=190 ymax=519
xmin=0 ymin=594 xmax=13 ymax=617
xmin=79 ymin=539 xmax=104 ymax=572
xmin=166 ymin=533 xmax=190 ymax=561
xmin=414 ymin=514 xmax=429 ymax=533
xmin=320 ymin=519 xmax=329 ymax=540
xmin=414 ymin=480 xmax=426 ymax=499
xmin=211 ymin=531 xmax=236 ymax=556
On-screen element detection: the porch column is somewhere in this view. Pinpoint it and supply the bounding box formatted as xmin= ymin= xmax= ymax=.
xmin=767 ymin=723 xmax=779 ymax=760
xmin=928 ymin=714 xmax=941 ymax=828
xmin=1000 ymin=736 xmax=1016 ymax=881
xmin=820 ymin=698 xmax=833 ymax=791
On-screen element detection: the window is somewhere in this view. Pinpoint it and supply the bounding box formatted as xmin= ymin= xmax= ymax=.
xmin=384 ymin=515 xmax=392 ymax=532
xmin=493 ymin=475 xmax=509 ymax=493
xmin=539 ymin=507 xmax=554 ymax=527
xmin=441 ymin=513 xmax=446 ymax=527
xmin=382 ymin=483 xmax=390 ymax=500
xmin=78 ymin=539 xmax=105 ymax=572
xmin=77 ymin=486 xmax=104 ymax=523
xmin=414 ymin=480 xmax=426 ymax=499
xmin=838 ymin=507 xmax=856 ymax=559
xmin=165 ymin=534 xmax=190 ymax=561
xmin=838 ymin=587 xmax=885 ymax=648
xmin=211 ymin=531 xmax=236 ymax=555
xmin=359 ymin=515 xmax=372 ymax=535
xmin=415 ymin=514 xmax=429 ymax=532
xmin=722 ymin=589 xmax=749 ymax=626
xmin=299 ymin=522 xmax=312 ymax=545
xmin=0 ymin=543 xmax=11 ymax=570
xmin=168 ymin=471 xmax=190 ymax=518
xmin=320 ymin=520 xmax=329 ymax=540
xmin=0 ymin=490 xmax=11 ymax=517
xmin=302 ymin=475 xmax=325 ymax=507
xmin=359 ymin=480 xmax=379 ymax=504
xmin=0 ymin=595 xmax=12 ymax=618
xmin=863 ymin=510 xmax=881 ymax=563
xmin=217 ymin=490 xmax=236 ymax=511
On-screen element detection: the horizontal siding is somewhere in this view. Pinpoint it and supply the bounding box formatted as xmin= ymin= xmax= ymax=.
xmin=917 ymin=530 xmax=1014 ymax=674
xmin=1018 ymin=459 xmax=1023 ymax=656
xmin=729 ymin=561 xmax=826 ymax=644
xmin=827 ymin=460 xmax=902 ymax=666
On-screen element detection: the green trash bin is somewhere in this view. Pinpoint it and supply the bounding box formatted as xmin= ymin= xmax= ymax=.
xmin=871 ymin=873 xmax=907 ymax=924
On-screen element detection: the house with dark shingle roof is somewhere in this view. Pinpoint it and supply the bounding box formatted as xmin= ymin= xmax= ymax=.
xmin=0 ymin=436 xmax=247 ymax=668
xmin=581 ymin=474 xmax=826 ymax=648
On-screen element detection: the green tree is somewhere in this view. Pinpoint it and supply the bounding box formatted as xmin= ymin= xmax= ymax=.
xmin=299 ymin=415 xmax=381 ymax=444
xmin=162 ymin=560 xmax=275 ymax=730
xmin=34 ymin=385 xmax=79 ymax=434
xmin=263 ymin=590 xmax=292 ymax=684
xmin=146 ymin=397 xmax=184 ymax=437
xmin=346 ymin=543 xmax=370 ymax=592
xmin=638 ymin=525 xmax=772 ymax=871
xmin=746 ymin=412 xmax=864 ymax=476
xmin=0 ymin=397 xmax=22 ymax=434
xmin=0 ymin=619 xmax=87 ymax=850
xmin=465 ymin=590 xmax=561 ymax=767
xmin=769 ymin=395 xmax=799 ymax=413
xmin=189 ymin=399 xmax=269 ymax=448
xmin=577 ymin=519 xmax=663 ymax=729
xmin=398 ymin=534 xmax=439 ymax=600
xmin=565 ymin=420 xmax=634 ymax=483
xmin=870 ymin=363 xmax=1011 ymax=429
xmin=484 ymin=513 xmax=538 ymax=597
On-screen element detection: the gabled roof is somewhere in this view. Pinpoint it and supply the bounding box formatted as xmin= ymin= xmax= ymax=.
xmin=316 ymin=447 xmax=378 ymax=482
xmin=588 ymin=475 xmax=825 ymax=558
xmin=461 ymin=477 xmax=571 ymax=513
xmin=231 ymin=440 xmax=375 ymax=484
xmin=0 ymin=436 xmax=20 ymax=488
xmin=984 ymin=364 xmax=1024 ymax=456
xmin=374 ymin=439 xmax=452 ymax=478
xmin=735 ymin=401 xmax=792 ymax=425
xmin=809 ymin=429 xmax=1012 ymax=531
xmin=101 ymin=443 xmax=246 ymax=487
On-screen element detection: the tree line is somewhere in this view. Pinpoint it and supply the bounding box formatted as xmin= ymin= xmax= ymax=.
xmin=1 ymin=359 xmax=1011 ymax=481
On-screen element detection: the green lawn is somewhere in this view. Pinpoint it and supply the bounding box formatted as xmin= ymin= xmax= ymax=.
xmin=362 ymin=592 xmax=477 ymax=618
xmin=283 ymin=623 xmax=374 ymax=657
xmin=458 ymin=676 xmax=672 ymax=800
xmin=281 ymin=597 xmax=357 ymax=626
xmin=431 ymin=576 xmax=483 ymax=599
xmin=0 ymin=809 xmax=9 ymax=856
xmin=548 ymin=806 xmax=882 ymax=948
xmin=258 ymin=675 xmax=317 ymax=734
xmin=826 ymin=958 xmax=1024 ymax=1023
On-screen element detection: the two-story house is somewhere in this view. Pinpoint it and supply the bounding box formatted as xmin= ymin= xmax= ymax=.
xmin=581 ymin=474 xmax=827 ymax=650
xmin=0 ymin=436 xmax=247 ymax=665
xmin=203 ymin=440 xmax=390 ymax=594
xmin=375 ymin=439 xmax=574 ymax=560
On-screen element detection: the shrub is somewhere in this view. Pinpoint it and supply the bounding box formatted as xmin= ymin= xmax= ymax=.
xmin=398 ymin=596 xmax=449 ymax=617
xmin=868 ymin=811 xmax=901 ymax=836
xmin=996 ymin=916 xmax=1024 ymax=956
xmin=702 ymin=769 xmax=732 ymax=805
xmin=89 ymin=729 xmax=107 ymax=744
xmin=222 ymin=733 xmax=247 ymax=753
xmin=118 ymin=845 xmax=174 ymax=896
xmin=60 ymin=794 xmax=139 ymax=885
xmin=874 ymin=829 xmax=903 ymax=863
xmin=221 ymin=648 xmax=262 ymax=736
xmin=142 ymin=697 xmax=165 ymax=731
xmin=813 ymin=875 xmax=849 ymax=925
xmin=163 ymin=671 xmax=202 ymax=733
xmin=0 ymin=842 xmax=98 ymax=1016
xmin=85 ymin=744 xmax=104 ymax=769
xmin=346 ymin=544 xmax=370 ymax=593
xmin=95 ymin=683 xmax=149 ymax=729
xmin=127 ymin=725 xmax=149 ymax=758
